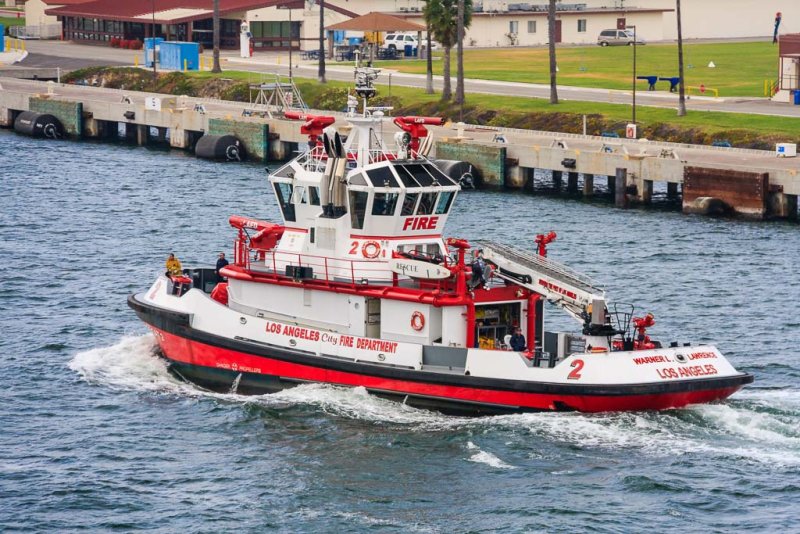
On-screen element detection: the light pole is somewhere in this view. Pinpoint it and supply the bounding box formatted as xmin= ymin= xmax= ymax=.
xmin=152 ymin=0 xmax=157 ymax=80
xmin=629 ymin=24 xmax=636 ymax=124
xmin=289 ymin=7 xmax=293 ymax=79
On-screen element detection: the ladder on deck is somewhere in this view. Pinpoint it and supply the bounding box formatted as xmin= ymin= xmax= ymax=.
xmin=474 ymin=240 xmax=605 ymax=319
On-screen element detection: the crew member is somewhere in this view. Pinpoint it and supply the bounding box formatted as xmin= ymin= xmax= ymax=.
xmin=216 ymin=252 xmax=229 ymax=281
xmin=166 ymin=253 xmax=183 ymax=277
xmin=470 ymin=250 xmax=489 ymax=289
xmin=509 ymin=327 xmax=526 ymax=352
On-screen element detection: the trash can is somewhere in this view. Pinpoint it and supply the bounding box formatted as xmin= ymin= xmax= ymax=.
xmin=793 ymin=89 xmax=800 ymax=105
xmin=404 ymin=44 xmax=413 ymax=57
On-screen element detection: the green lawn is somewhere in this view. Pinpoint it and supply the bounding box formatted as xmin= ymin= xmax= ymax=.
xmin=180 ymin=69 xmax=800 ymax=139
xmin=0 ymin=16 xmax=25 ymax=28
xmin=373 ymin=41 xmax=779 ymax=97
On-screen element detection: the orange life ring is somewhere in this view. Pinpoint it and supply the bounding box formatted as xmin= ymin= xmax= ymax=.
xmin=361 ymin=240 xmax=381 ymax=259
xmin=410 ymin=311 xmax=425 ymax=331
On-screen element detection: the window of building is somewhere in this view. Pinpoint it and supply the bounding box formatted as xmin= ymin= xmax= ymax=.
xmin=349 ymin=191 xmax=369 ymax=229
xmin=509 ymin=21 xmax=519 ymax=34
xmin=527 ymin=21 xmax=536 ymax=33
xmin=372 ymin=192 xmax=399 ymax=216
xmin=578 ymin=19 xmax=587 ymax=33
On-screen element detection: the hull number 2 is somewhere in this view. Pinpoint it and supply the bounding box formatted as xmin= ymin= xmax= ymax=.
xmin=567 ymin=359 xmax=584 ymax=380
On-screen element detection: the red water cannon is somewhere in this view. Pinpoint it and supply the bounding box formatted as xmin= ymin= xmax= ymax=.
xmin=535 ymin=231 xmax=557 ymax=257
xmin=633 ymin=312 xmax=656 ymax=348
xmin=284 ymin=111 xmax=336 ymax=148
xmin=393 ymin=116 xmax=445 ymax=153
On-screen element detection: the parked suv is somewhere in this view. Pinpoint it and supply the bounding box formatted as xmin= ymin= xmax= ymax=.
xmin=381 ymin=32 xmax=439 ymax=51
xmin=597 ymin=29 xmax=646 ymax=46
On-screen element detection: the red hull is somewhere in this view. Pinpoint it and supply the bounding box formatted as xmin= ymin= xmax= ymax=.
xmin=151 ymin=327 xmax=745 ymax=413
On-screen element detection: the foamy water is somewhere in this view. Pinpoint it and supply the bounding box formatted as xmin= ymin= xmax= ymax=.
xmin=69 ymin=335 xmax=800 ymax=470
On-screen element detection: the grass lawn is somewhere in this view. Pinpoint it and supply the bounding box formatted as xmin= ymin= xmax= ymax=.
xmin=373 ymin=41 xmax=779 ymax=97
xmin=0 ymin=16 xmax=25 ymax=28
xmin=180 ymin=69 xmax=800 ymax=139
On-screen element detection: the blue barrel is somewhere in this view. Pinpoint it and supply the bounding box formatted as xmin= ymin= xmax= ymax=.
xmin=0 ymin=24 xmax=5 ymax=52
xmin=794 ymin=90 xmax=800 ymax=105
xmin=404 ymin=44 xmax=413 ymax=57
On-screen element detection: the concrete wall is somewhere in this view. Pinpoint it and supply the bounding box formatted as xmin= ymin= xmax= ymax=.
xmin=436 ymin=140 xmax=506 ymax=189
xmin=29 ymin=96 xmax=82 ymax=136
xmin=25 ymin=0 xmax=60 ymax=27
xmin=208 ymin=118 xmax=269 ymax=161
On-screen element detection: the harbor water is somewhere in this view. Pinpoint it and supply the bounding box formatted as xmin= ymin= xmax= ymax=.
xmin=1 ymin=129 xmax=799 ymax=533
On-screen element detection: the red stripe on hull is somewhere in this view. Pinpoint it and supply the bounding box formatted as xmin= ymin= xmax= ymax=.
xmin=151 ymin=328 xmax=743 ymax=413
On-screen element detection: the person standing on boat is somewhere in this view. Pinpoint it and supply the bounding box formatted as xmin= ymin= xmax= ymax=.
xmin=470 ymin=250 xmax=489 ymax=289
xmin=216 ymin=252 xmax=229 ymax=281
xmin=509 ymin=327 xmax=526 ymax=352
xmin=166 ymin=253 xmax=183 ymax=277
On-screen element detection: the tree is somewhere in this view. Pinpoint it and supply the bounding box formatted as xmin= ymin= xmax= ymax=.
xmin=455 ymin=0 xmax=465 ymax=107
xmin=547 ymin=0 xmax=558 ymax=104
xmin=318 ymin=0 xmax=326 ymax=83
xmin=211 ymin=0 xmax=221 ymax=73
xmin=424 ymin=0 xmax=472 ymax=102
xmin=676 ymin=0 xmax=686 ymax=116
xmin=424 ymin=6 xmax=434 ymax=94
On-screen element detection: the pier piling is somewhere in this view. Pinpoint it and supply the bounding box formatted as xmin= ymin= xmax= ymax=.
xmin=583 ymin=174 xmax=594 ymax=197
xmin=615 ymin=168 xmax=628 ymax=208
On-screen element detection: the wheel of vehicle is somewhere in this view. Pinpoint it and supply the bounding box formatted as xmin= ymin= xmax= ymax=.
xmin=600 ymin=41 xmax=609 ymax=47
xmin=388 ymin=44 xmax=396 ymax=51
xmin=628 ymin=41 xmax=634 ymax=46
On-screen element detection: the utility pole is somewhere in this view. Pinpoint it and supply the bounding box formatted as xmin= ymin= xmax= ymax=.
xmin=630 ymin=25 xmax=637 ymax=124
xmin=211 ymin=0 xmax=221 ymax=73
xmin=152 ymin=0 xmax=157 ymax=80
xmin=318 ymin=0 xmax=326 ymax=83
xmin=676 ymin=0 xmax=687 ymax=116
xmin=455 ymin=0 xmax=465 ymax=114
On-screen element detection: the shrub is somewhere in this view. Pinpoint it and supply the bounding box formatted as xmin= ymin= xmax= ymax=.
xmin=110 ymin=37 xmax=120 ymax=48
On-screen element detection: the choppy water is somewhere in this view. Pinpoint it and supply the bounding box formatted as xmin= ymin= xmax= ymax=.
xmin=1 ymin=129 xmax=799 ymax=533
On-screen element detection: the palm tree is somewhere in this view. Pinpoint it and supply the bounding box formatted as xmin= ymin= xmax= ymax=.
xmin=211 ymin=0 xmax=221 ymax=73
xmin=424 ymin=0 xmax=453 ymax=100
xmin=676 ymin=0 xmax=686 ymax=116
xmin=423 ymin=1 xmax=434 ymax=95
xmin=318 ymin=0 xmax=326 ymax=83
xmin=455 ymin=0 xmax=465 ymax=106
xmin=547 ymin=0 xmax=558 ymax=104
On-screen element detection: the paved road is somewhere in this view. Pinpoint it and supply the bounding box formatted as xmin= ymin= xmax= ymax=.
xmin=16 ymin=40 xmax=800 ymax=119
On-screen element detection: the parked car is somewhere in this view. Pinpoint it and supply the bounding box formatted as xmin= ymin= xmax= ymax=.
xmin=597 ymin=29 xmax=646 ymax=46
xmin=381 ymin=32 xmax=439 ymax=51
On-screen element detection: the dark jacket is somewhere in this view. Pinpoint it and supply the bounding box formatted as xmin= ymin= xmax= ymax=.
xmin=216 ymin=257 xmax=229 ymax=274
xmin=510 ymin=333 xmax=526 ymax=352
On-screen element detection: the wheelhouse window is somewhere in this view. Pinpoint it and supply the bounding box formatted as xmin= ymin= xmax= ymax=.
xmin=290 ymin=185 xmax=306 ymax=204
xmin=274 ymin=182 xmax=296 ymax=222
xmin=349 ymin=191 xmax=369 ymax=229
xmin=401 ymin=193 xmax=419 ymax=216
xmin=435 ymin=191 xmax=455 ymax=214
xmin=349 ymin=172 xmax=369 ymax=186
xmin=367 ymin=166 xmax=398 ymax=188
xmin=416 ymin=192 xmax=437 ymax=215
xmin=372 ymin=192 xmax=399 ymax=216
xmin=308 ymin=186 xmax=321 ymax=205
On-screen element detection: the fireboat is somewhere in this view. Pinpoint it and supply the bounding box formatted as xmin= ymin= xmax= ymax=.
xmin=129 ymin=67 xmax=752 ymax=414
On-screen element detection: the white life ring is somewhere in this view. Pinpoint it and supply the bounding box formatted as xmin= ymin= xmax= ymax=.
xmin=362 ymin=240 xmax=381 ymax=259
xmin=410 ymin=311 xmax=425 ymax=331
